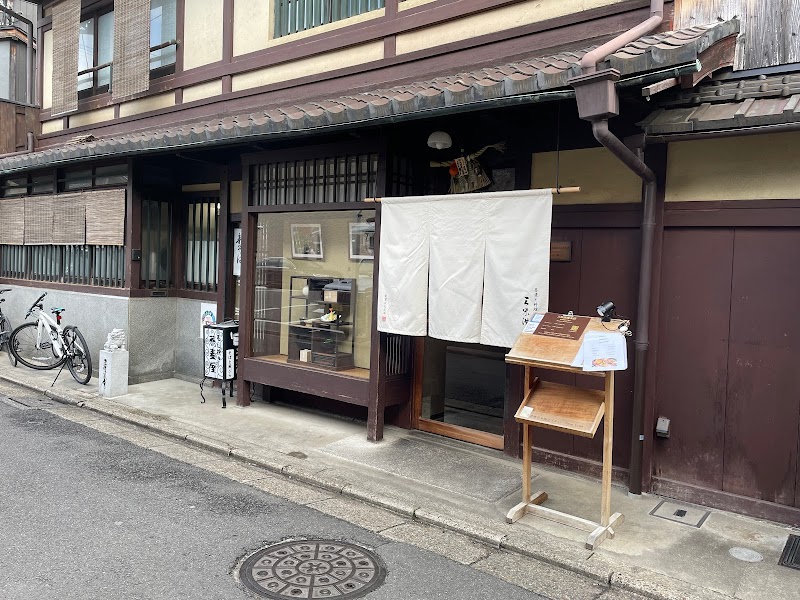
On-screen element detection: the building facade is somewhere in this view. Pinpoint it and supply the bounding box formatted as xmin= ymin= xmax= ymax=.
xmin=0 ymin=0 xmax=798 ymax=526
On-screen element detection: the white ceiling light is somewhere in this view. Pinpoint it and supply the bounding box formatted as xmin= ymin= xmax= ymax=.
xmin=427 ymin=131 xmax=452 ymax=150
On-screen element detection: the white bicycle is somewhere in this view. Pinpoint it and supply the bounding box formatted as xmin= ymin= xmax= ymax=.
xmin=8 ymin=292 xmax=93 ymax=385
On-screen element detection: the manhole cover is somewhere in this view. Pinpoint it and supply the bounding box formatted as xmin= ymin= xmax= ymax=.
xmin=729 ymin=547 xmax=763 ymax=563
xmin=239 ymin=540 xmax=386 ymax=599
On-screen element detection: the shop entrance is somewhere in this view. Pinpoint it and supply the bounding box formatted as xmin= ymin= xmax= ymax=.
xmin=414 ymin=338 xmax=507 ymax=450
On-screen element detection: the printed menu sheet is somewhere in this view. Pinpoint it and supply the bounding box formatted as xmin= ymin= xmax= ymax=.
xmin=581 ymin=331 xmax=628 ymax=372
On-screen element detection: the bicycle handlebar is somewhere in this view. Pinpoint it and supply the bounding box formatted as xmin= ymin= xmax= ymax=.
xmin=25 ymin=292 xmax=47 ymax=319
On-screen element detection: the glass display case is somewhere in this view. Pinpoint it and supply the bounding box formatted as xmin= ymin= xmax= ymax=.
xmin=287 ymin=275 xmax=356 ymax=371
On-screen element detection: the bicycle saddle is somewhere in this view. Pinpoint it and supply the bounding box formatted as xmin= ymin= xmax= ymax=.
xmin=51 ymin=307 xmax=65 ymax=313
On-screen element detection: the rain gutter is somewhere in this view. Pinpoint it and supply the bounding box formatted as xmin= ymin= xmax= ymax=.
xmin=569 ymin=0 xmax=664 ymax=496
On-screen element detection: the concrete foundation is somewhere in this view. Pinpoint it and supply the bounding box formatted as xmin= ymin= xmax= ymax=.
xmin=0 ymin=285 xmax=206 ymax=383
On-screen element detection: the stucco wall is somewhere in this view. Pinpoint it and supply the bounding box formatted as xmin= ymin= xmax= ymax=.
xmin=183 ymin=0 xmax=224 ymax=70
xmin=396 ymin=0 xmax=626 ymax=54
xmin=666 ymin=132 xmax=800 ymax=202
xmin=42 ymin=29 xmax=53 ymax=110
xmin=532 ymin=147 xmax=642 ymax=204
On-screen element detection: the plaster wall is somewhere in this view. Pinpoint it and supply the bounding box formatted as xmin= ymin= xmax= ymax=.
xmin=396 ymin=0 xmax=627 ymax=54
xmin=41 ymin=119 xmax=63 ymax=134
xmin=42 ymin=29 xmax=52 ymax=110
xmin=69 ymin=106 xmax=115 ymax=128
xmin=0 ymin=42 xmax=10 ymax=100
xmin=665 ymin=132 xmax=800 ymax=202
xmin=231 ymin=42 xmax=383 ymax=92
xmin=183 ymin=0 xmax=225 ymax=70
xmin=532 ymin=147 xmax=642 ymax=204
xmin=182 ymin=79 xmax=223 ymax=104
xmin=119 ymin=91 xmax=176 ymax=118
xmin=233 ymin=0 xmax=272 ymax=56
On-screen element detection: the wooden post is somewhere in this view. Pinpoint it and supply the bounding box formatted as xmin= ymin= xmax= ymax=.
xmin=601 ymin=371 xmax=615 ymax=527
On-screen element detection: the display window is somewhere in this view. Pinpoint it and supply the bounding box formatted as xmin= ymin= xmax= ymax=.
xmin=251 ymin=209 xmax=376 ymax=377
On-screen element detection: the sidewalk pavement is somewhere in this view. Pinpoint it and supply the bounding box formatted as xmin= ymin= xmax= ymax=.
xmin=1 ymin=362 xmax=798 ymax=600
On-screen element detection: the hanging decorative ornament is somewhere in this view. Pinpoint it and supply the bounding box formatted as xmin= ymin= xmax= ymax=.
xmin=431 ymin=142 xmax=506 ymax=194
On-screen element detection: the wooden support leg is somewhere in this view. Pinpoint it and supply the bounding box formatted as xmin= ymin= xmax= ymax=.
xmin=600 ymin=372 xmax=614 ymax=527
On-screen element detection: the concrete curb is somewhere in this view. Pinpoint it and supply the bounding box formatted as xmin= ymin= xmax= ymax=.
xmin=0 ymin=372 xmax=734 ymax=600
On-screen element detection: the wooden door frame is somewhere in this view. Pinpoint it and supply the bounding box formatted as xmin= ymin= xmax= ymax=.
xmin=410 ymin=337 xmax=506 ymax=451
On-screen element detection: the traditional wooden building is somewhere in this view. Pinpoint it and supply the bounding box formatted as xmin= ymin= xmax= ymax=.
xmin=0 ymin=0 xmax=798 ymax=526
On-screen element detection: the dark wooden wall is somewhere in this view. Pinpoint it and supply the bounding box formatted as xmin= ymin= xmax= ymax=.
xmin=0 ymin=100 xmax=39 ymax=154
xmin=530 ymin=213 xmax=642 ymax=473
xmin=653 ymin=224 xmax=800 ymax=508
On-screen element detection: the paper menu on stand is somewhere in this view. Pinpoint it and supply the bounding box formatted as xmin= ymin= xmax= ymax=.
xmin=581 ymin=331 xmax=628 ymax=372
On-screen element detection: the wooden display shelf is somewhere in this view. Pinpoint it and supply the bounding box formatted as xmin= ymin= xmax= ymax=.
xmin=515 ymin=380 xmax=605 ymax=438
xmin=505 ymin=312 xmax=627 ymax=550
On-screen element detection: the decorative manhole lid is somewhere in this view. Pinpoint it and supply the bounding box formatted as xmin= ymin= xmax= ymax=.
xmin=239 ymin=540 xmax=386 ymax=599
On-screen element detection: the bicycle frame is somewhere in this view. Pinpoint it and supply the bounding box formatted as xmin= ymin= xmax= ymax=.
xmin=29 ymin=307 xmax=66 ymax=359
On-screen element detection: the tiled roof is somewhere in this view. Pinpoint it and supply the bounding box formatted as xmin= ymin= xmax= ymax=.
xmin=641 ymin=71 xmax=800 ymax=135
xmin=0 ymin=18 xmax=739 ymax=175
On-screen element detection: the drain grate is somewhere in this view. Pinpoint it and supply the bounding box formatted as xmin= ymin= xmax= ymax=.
xmin=239 ymin=540 xmax=386 ymax=599
xmin=649 ymin=500 xmax=710 ymax=528
xmin=780 ymin=534 xmax=800 ymax=570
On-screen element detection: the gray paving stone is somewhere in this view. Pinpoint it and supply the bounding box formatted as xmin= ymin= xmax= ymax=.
xmin=309 ymin=497 xmax=408 ymax=533
xmin=247 ymin=475 xmax=336 ymax=505
xmin=381 ymin=522 xmax=492 ymax=565
xmin=106 ymin=428 xmax=172 ymax=448
xmin=151 ymin=442 xmax=219 ymax=465
xmin=474 ymin=550 xmax=615 ymax=599
xmin=200 ymin=458 xmax=270 ymax=482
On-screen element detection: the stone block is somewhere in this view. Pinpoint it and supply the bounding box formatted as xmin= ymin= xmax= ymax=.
xmin=98 ymin=349 xmax=129 ymax=398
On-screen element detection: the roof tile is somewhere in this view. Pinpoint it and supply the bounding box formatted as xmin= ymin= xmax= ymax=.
xmin=0 ymin=19 xmax=740 ymax=174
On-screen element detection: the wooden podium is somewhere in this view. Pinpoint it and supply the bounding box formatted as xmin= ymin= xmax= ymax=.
xmin=505 ymin=312 xmax=625 ymax=550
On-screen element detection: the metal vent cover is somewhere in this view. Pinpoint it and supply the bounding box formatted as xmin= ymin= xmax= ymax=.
xmin=780 ymin=534 xmax=800 ymax=570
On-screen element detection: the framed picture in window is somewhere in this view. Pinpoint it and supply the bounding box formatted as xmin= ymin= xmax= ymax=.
xmin=291 ymin=224 xmax=324 ymax=259
xmin=349 ymin=222 xmax=375 ymax=260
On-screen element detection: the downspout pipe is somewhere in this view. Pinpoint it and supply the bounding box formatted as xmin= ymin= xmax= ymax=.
xmin=569 ymin=0 xmax=664 ymax=496
xmin=580 ymin=0 xmax=664 ymax=74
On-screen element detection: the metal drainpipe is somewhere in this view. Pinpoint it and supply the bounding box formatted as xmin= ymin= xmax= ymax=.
xmin=593 ymin=121 xmax=656 ymax=497
xmin=569 ymin=0 xmax=665 ymax=495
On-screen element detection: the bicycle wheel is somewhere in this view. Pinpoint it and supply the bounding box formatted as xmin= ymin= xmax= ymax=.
xmin=0 ymin=314 xmax=16 ymax=367
xmin=9 ymin=322 xmax=65 ymax=370
xmin=63 ymin=326 xmax=92 ymax=385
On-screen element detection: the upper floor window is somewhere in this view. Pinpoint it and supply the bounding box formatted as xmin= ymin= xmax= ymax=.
xmin=78 ymin=7 xmax=114 ymax=98
xmin=274 ymin=0 xmax=385 ymax=38
xmin=150 ymin=0 xmax=177 ymax=79
xmin=75 ymin=1 xmax=178 ymax=99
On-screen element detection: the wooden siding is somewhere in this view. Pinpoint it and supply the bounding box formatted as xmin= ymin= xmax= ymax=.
xmin=675 ymin=0 xmax=800 ymax=68
xmin=0 ymin=101 xmax=38 ymax=154
xmin=654 ymin=224 xmax=800 ymax=507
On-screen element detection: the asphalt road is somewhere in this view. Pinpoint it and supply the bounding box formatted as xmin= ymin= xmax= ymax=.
xmin=0 ymin=389 xmax=549 ymax=600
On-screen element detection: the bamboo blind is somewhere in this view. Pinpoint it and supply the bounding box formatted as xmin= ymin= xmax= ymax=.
xmin=0 ymin=198 xmax=24 ymax=245
xmin=85 ymin=188 xmax=126 ymax=246
xmin=52 ymin=193 xmax=86 ymax=245
xmin=51 ymin=0 xmax=81 ymax=116
xmin=24 ymin=196 xmax=55 ymax=245
xmin=112 ymin=0 xmax=151 ymax=100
